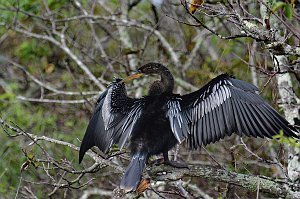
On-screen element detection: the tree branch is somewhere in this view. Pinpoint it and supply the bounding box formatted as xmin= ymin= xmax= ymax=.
xmin=4 ymin=59 xmax=100 ymax=96
xmin=149 ymin=164 xmax=300 ymax=199
xmin=55 ymin=15 xmax=180 ymax=67
xmin=1 ymin=117 xmax=300 ymax=198
xmin=11 ymin=27 xmax=106 ymax=91
xmin=16 ymin=95 xmax=98 ymax=104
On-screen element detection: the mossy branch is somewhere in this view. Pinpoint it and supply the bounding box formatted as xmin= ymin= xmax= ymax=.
xmin=148 ymin=164 xmax=300 ymax=199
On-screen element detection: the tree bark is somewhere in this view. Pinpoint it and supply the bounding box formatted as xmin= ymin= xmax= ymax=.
xmin=148 ymin=164 xmax=300 ymax=199
xmin=260 ymin=0 xmax=300 ymax=182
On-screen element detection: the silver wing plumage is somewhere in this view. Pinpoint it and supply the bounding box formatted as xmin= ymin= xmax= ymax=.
xmin=167 ymin=74 xmax=298 ymax=149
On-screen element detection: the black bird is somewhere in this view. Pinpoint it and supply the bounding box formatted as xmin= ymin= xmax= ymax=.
xmin=79 ymin=63 xmax=299 ymax=192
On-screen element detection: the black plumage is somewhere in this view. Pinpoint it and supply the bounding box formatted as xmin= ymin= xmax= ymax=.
xmin=79 ymin=63 xmax=299 ymax=192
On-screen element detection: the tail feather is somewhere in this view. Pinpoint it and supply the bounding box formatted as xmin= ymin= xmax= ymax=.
xmin=120 ymin=152 xmax=147 ymax=192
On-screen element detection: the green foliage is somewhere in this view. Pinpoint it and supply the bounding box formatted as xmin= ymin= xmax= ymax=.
xmin=0 ymin=138 xmax=27 ymax=195
xmin=0 ymin=81 xmax=86 ymax=197
xmin=284 ymin=3 xmax=293 ymax=20
xmin=0 ymin=0 xmax=39 ymax=23
xmin=272 ymin=2 xmax=286 ymax=12
xmin=47 ymin=0 xmax=68 ymax=10
xmin=15 ymin=39 xmax=52 ymax=64
xmin=272 ymin=1 xmax=294 ymax=20
xmin=272 ymin=130 xmax=300 ymax=148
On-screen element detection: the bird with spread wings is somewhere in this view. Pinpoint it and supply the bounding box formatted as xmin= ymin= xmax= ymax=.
xmin=79 ymin=63 xmax=299 ymax=192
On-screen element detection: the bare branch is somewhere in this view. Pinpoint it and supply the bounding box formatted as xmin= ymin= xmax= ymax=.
xmin=55 ymin=15 xmax=180 ymax=67
xmin=11 ymin=27 xmax=106 ymax=90
xmin=5 ymin=59 xmax=100 ymax=96
xmin=79 ymin=188 xmax=113 ymax=199
xmin=16 ymin=95 xmax=98 ymax=104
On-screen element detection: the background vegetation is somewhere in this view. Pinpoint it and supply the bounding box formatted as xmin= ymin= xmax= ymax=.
xmin=0 ymin=0 xmax=299 ymax=198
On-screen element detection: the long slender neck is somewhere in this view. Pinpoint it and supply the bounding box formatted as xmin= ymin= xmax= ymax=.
xmin=159 ymin=67 xmax=174 ymax=94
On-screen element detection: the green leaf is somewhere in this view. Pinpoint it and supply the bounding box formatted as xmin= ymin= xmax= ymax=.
xmin=27 ymin=152 xmax=34 ymax=160
xmin=284 ymin=4 xmax=293 ymax=20
xmin=272 ymin=2 xmax=286 ymax=12
xmin=32 ymin=161 xmax=39 ymax=168
xmin=0 ymin=93 xmax=15 ymax=100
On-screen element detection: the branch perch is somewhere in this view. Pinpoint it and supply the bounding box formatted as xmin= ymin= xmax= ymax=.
xmin=149 ymin=165 xmax=300 ymax=199
xmin=1 ymin=119 xmax=300 ymax=198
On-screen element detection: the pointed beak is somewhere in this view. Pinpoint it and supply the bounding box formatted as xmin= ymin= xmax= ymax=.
xmin=122 ymin=73 xmax=144 ymax=83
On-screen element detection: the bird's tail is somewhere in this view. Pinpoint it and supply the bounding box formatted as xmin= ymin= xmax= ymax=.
xmin=120 ymin=151 xmax=147 ymax=192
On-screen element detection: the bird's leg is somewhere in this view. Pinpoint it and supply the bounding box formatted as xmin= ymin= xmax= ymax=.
xmin=148 ymin=157 xmax=164 ymax=166
xmin=163 ymin=151 xmax=188 ymax=168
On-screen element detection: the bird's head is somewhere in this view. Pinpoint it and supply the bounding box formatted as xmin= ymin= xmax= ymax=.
xmin=122 ymin=63 xmax=165 ymax=83
xmin=137 ymin=63 xmax=163 ymax=74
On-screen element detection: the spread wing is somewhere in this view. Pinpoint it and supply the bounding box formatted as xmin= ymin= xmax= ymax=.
xmin=167 ymin=74 xmax=299 ymax=149
xmin=79 ymin=80 xmax=144 ymax=163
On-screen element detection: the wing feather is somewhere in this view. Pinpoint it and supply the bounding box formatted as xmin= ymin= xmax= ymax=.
xmin=166 ymin=74 xmax=298 ymax=149
xmin=242 ymin=101 xmax=265 ymax=138
xmin=237 ymin=102 xmax=259 ymax=138
xmin=210 ymin=110 xmax=218 ymax=143
xmin=202 ymin=113 xmax=209 ymax=146
xmin=193 ymin=120 xmax=199 ymax=147
xmin=197 ymin=117 xmax=204 ymax=147
xmin=263 ymin=103 xmax=295 ymax=135
xmin=231 ymin=98 xmax=244 ymax=136
xmin=222 ymin=100 xmax=233 ymax=136
xmin=212 ymin=106 xmax=221 ymax=141
xmin=216 ymin=106 xmax=226 ymax=139
xmin=234 ymin=99 xmax=251 ymax=137
xmin=259 ymin=104 xmax=291 ymax=135
xmin=79 ymin=81 xmax=144 ymax=162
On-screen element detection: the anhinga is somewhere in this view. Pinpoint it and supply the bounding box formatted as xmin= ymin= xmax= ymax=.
xmin=79 ymin=63 xmax=299 ymax=192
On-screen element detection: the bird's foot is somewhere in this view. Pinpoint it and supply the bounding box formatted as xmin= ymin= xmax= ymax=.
xmin=164 ymin=160 xmax=188 ymax=168
xmin=149 ymin=158 xmax=164 ymax=166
